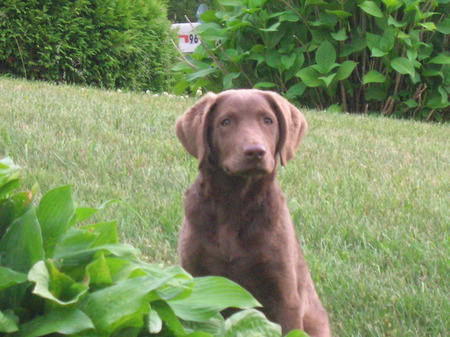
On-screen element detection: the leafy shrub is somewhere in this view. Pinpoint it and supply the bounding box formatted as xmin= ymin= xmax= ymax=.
xmin=0 ymin=0 xmax=176 ymax=91
xmin=173 ymin=0 xmax=450 ymax=121
xmin=0 ymin=157 xmax=308 ymax=337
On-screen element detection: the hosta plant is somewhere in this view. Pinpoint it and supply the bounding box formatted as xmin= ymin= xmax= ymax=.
xmin=0 ymin=158 xmax=308 ymax=337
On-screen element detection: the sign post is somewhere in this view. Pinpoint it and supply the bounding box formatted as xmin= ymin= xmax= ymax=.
xmin=171 ymin=23 xmax=201 ymax=53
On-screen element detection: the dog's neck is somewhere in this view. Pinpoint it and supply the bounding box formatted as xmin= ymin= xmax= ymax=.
xmin=199 ymin=165 xmax=277 ymax=206
xmin=185 ymin=164 xmax=284 ymax=234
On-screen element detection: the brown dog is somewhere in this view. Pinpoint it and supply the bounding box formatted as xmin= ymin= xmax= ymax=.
xmin=176 ymin=89 xmax=330 ymax=336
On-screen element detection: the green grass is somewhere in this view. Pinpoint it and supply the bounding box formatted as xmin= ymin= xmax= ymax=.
xmin=1 ymin=77 xmax=449 ymax=336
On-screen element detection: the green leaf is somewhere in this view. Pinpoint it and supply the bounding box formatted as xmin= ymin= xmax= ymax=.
xmin=53 ymin=227 xmax=96 ymax=261
xmin=82 ymin=221 xmax=119 ymax=247
xmin=281 ymin=54 xmax=297 ymax=70
xmin=72 ymin=199 xmax=118 ymax=224
xmin=172 ymin=62 xmax=194 ymax=72
xmin=436 ymin=18 xmax=450 ymax=34
xmin=260 ymin=22 xmax=281 ymax=32
xmin=196 ymin=23 xmax=225 ymax=42
xmin=331 ymin=28 xmax=348 ymax=41
xmin=405 ymin=99 xmax=419 ymax=108
xmin=285 ymin=329 xmax=310 ymax=337
xmin=296 ymin=67 xmax=322 ymax=87
xmin=186 ymin=68 xmax=218 ymax=82
xmin=0 ymin=266 xmax=27 ymax=291
xmin=0 ymin=310 xmax=19 ymax=333
xmin=407 ymin=48 xmax=418 ymax=61
xmin=219 ymin=309 xmax=281 ymax=337
xmin=168 ymin=276 xmax=260 ymax=322
xmin=250 ymin=44 xmax=265 ymax=54
xmin=310 ymin=13 xmax=338 ymax=27
xmin=340 ymin=37 xmax=366 ymax=57
xmin=285 ymin=82 xmax=306 ymax=99
xmin=380 ymin=28 xmax=395 ymax=52
xmin=223 ymin=72 xmax=240 ymax=90
xmin=18 ymin=308 xmax=94 ymax=337
xmin=54 ymin=242 xmax=142 ymax=267
xmin=422 ymin=69 xmax=443 ymax=78
xmin=37 ymin=185 xmax=75 ymax=257
xmin=325 ymin=10 xmax=352 ymax=19
xmin=438 ymin=86 xmax=449 ymax=103
xmin=278 ymin=11 xmax=300 ymax=22
xmin=318 ymin=73 xmax=337 ymax=87
xmin=365 ymin=32 xmax=381 ymax=50
xmin=382 ymin=0 xmax=401 ymax=8
xmin=0 ymin=157 xmax=20 ymax=187
xmin=426 ymin=95 xmax=450 ymax=109
xmin=0 ymin=192 xmax=33 ymax=239
xmin=221 ymin=0 xmax=245 ymax=6
xmin=0 ymin=207 xmax=44 ymax=273
xmin=363 ymin=70 xmax=387 ymax=84
xmin=327 ymin=104 xmax=343 ymax=113
xmin=80 ymin=274 xmax=175 ymax=336
xmin=86 ymin=254 xmax=113 ymax=289
xmin=151 ymin=300 xmax=186 ymax=335
xmin=173 ymin=79 xmax=191 ymax=95
xmin=184 ymin=313 xmax=224 ymax=336
xmin=225 ymin=48 xmax=246 ymax=63
xmin=397 ymin=31 xmax=411 ymax=46
xmin=388 ymin=15 xmax=407 ymax=27
xmin=371 ymin=48 xmax=388 ymax=57
xmin=335 ymin=61 xmax=358 ymax=81
xmin=0 ymin=179 xmax=20 ymax=199
xmin=254 ymin=82 xmax=277 ymax=89
xmin=108 ymin=258 xmax=149 ymax=283
xmin=265 ymin=49 xmax=281 ymax=69
xmin=306 ymin=0 xmax=327 ymax=5
xmin=428 ymin=54 xmax=450 ymax=65
xmin=148 ymin=306 xmax=163 ymax=334
xmin=391 ymin=57 xmax=416 ymax=76
xmin=358 ymin=1 xmax=384 ymax=18
xmin=315 ymin=40 xmax=337 ymax=74
xmin=419 ymin=22 xmax=437 ymax=31
xmin=28 ymin=260 xmax=89 ymax=306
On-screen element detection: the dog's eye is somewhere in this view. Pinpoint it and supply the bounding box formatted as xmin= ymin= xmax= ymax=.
xmin=221 ymin=119 xmax=231 ymax=126
xmin=263 ymin=117 xmax=273 ymax=125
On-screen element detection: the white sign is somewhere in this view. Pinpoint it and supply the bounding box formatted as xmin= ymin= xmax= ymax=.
xmin=171 ymin=23 xmax=201 ymax=53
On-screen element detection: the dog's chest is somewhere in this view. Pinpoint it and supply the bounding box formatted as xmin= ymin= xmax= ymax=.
xmin=215 ymin=223 xmax=245 ymax=260
xmin=184 ymin=179 xmax=281 ymax=269
xmin=201 ymin=207 xmax=267 ymax=264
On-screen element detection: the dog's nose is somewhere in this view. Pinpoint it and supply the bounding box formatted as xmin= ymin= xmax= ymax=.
xmin=243 ymin=144 xmax=267 ymax=159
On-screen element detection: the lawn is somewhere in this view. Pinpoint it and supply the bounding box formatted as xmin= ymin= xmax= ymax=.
xmin=1 ymin=77 xmax=449 ymax=336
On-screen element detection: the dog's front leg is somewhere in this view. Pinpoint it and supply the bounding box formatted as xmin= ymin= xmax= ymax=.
xmin=273 ymin=301 xmax=304 ymax=336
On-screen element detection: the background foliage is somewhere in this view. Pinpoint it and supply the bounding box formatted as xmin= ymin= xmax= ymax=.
xmin=0 ymin=0 xmax=176 ymax=91
xmin=173 ymin=0 xmax=450 ymax=121
xmin=167 ymin=0 xmax=215 ymax=22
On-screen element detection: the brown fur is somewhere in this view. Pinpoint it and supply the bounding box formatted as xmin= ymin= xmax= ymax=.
xmin=176 ymin=89 xmax=330 ymax=336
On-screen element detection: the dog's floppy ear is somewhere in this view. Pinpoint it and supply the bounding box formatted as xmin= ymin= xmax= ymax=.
xmin=264 ymin=91 xmax=308 ymax=166
xmin=176 ymin=92 xmax=217 ymax=165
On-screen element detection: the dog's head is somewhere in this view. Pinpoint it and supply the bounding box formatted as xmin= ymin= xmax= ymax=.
xmin=176 ymin=89 xmax=307 ymax=176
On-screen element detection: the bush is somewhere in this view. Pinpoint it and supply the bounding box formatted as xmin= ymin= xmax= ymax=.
xmin=173 ymin=0 xmax=450 ymax=121
xmin=0 ymin=0 xmax=176 ymax=91
xmin=0 ymin=157 xmax=309 ymax=337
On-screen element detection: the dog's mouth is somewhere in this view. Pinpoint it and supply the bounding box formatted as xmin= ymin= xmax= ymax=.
xmin=238 ymin=168 xmax=270 ymax=178
xmin=223 ymin=163 xmax=273 ymax=177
